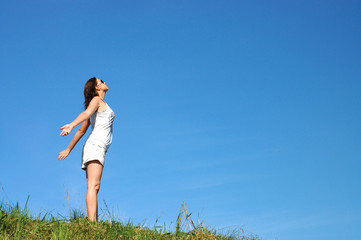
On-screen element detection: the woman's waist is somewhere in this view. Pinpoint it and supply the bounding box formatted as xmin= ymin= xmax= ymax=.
xmin=87 ymin=131 xmax=112 ymax=140
xmin=85 ymin=138 xmax=112 ymax=149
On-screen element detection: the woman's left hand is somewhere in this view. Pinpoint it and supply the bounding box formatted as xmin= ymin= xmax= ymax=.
xmin=60 ymin=124 xmax=73 ymax=136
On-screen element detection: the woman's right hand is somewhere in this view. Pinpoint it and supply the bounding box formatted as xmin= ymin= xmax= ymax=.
xmin=58 ymin=149 xmax=70 ymax=161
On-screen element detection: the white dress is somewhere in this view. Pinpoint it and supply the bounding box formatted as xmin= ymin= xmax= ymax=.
xmin=81 ymin=103 xmax=115 ymax=170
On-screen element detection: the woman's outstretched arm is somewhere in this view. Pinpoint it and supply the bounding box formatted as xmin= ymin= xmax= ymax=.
xmin=60 ymin=97 xmax=101 ymax=136
xmin=58 ymin=119 xmax=90 ymax=160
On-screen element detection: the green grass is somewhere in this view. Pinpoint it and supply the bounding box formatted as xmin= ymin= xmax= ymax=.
xmin=0 ymin=197 xmax=262 ymax=240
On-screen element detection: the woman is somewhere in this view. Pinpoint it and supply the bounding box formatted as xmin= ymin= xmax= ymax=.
xmin=58 ymin=77 xmax=115 ymax=221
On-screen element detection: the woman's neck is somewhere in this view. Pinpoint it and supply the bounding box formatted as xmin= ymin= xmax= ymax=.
xmin=98 ymin=92 xmax=106 ymax=101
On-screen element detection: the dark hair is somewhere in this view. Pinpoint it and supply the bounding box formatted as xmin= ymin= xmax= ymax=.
xmin=84 ymin=77 xmax=98 ymax=109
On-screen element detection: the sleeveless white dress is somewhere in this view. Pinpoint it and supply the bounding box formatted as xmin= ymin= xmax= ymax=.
xmin=81 ymin=103 xmax=115 ymax=170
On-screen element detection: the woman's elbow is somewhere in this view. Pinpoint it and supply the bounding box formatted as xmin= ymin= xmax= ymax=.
xmin=82 ymin=111 xmax=91 ymax=120
xmin=78 ymin=129 xmax=86 ymax=136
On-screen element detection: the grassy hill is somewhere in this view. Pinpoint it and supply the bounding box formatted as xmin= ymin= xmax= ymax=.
xmin=0 ymin=197 xmax=261 ymax=240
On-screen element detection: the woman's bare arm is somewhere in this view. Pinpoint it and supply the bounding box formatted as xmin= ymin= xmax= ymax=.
xmin=58 ymin=120 xmax=91 ymax=160
xmin=60 ymin=97 xmax=101 ymax=136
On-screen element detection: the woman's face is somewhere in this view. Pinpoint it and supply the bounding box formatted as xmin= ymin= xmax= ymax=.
xmin=96 ymin=78 xmax=109 ymax=92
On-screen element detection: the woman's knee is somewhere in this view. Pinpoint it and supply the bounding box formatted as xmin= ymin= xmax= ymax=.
xmin=88 ymin=181 xmax=101 ymax=192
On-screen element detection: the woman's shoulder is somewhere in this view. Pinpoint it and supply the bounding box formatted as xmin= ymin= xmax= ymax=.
xmin=91 ymin=96 xmax=107 ymax=112
xmin=87 ymin=96 xmax=103 ymax=110
xmin=90 ymin=96 xmax=103 ymax=103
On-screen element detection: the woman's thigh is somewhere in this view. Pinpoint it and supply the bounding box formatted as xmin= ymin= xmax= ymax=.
xmin=86 ymin=160 xmax=104 ymax=185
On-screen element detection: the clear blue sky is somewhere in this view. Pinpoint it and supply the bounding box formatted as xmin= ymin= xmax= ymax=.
xmin=1 ymin=1 xmax=360 ymax=239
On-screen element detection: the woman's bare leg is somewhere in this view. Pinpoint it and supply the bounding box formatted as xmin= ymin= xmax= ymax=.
xmin=86 ymin=160 xmax=103 ymax=221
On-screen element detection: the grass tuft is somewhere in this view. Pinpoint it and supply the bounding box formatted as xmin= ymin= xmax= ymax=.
xmin=0 ymin=198 xmax=261 ymax=240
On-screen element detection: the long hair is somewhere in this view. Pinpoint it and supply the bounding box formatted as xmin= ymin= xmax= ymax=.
xmin=84 ymin=77 xmax=98 ymax=109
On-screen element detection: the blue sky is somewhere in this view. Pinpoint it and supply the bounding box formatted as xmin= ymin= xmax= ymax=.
xmin=1 ymin=1 xmax=360 ymax=239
